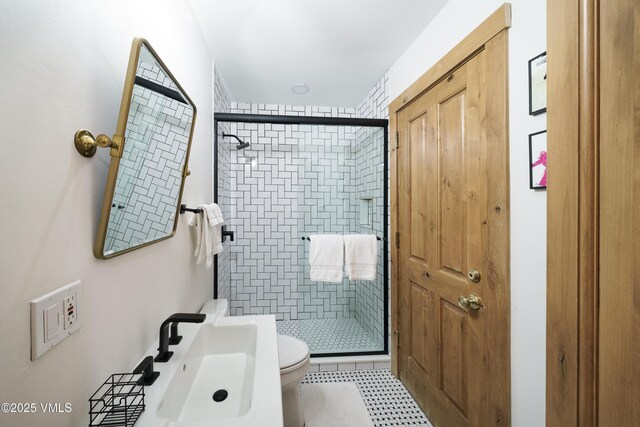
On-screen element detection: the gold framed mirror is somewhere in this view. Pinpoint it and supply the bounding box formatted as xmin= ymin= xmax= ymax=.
xmin=76 ymin=38 xmax=197 ymax=259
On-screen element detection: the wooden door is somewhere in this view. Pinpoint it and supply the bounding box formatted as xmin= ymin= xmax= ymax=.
xmin=391 ymin=8 xmax=510 ymax=426
xmin=546 ymin=0 xmax=640 ymax=425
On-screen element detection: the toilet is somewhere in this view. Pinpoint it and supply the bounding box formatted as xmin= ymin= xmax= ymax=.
xmin=199 ymin=299 xmax=229 ymax=317
xmin=277 ymin=334 xmax=310 ymax=427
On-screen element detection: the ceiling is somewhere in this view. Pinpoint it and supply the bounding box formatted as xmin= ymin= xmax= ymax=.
xmin=188 ymin=0 xmax=449 ymax=107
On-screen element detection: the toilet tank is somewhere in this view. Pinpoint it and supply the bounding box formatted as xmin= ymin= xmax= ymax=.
xmin=200 ymin=299 xmax=229 ymax=317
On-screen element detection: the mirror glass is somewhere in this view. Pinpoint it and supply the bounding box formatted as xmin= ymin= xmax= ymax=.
xmin=97 ymin=39 xmax=196 ymax=258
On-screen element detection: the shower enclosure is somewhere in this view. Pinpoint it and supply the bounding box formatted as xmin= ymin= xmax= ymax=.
xmin=214 ymin=113 xmax=388 ymax=357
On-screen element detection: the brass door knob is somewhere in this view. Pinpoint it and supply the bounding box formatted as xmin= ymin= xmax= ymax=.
xmin=467 ymin=269 xmax=481 ymax=283
xmin=458 ymin=294 xmax=483 ymax=310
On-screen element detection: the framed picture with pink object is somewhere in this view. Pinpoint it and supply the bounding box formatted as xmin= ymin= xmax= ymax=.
xmin=529 ymin=130 xmax=547 ymax=190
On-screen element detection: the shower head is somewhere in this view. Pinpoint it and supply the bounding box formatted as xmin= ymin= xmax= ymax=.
xmin=222 ymin=133 xmax=250 ymax=150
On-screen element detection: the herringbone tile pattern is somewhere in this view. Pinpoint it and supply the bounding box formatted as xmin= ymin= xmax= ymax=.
xmin=213 ymin=72 xmax=390 ymax=354
xmin=105 ymin=61 xmax=193 ymax=253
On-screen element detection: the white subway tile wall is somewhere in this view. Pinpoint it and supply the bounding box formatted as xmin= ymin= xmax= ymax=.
xmin=353 ymin=73 xmax=389 ymax=349
xmin=213 ymin=70 xmax=389 ymax=355
xmin=338 ymin=362 xmax=357 ymax=371
xmin=226 ymin=106 xmax=358 ymax=323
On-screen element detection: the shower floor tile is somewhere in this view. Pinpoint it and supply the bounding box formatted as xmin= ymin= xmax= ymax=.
xmin=303 ymin=369 xmax=433 ymax=427
xmin=276 ymin=318 xmax=382 ymax=354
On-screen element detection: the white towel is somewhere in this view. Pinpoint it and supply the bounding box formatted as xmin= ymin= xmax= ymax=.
xmin=188 ymin=203 xmax=225 ymax=267
xmin=203 ymin=203 xmax=224 ymax=225
xmin=309 ymin=234 xmax=344 ymax=283
xmin=343 ymin=235 xmax=378 ymax=281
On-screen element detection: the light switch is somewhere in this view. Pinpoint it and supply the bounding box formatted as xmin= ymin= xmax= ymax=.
xmin=44 ymin=303 xmax=61 ymax=341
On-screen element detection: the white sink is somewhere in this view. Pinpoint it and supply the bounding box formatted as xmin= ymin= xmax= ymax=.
xmin=158 ymin=323 xmax=257 ymax=422
xmin=135 ymin=313 xmax=282 ymax=427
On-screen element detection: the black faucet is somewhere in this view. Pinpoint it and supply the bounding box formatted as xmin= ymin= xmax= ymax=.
xmin=169 ymin=322 xmax=183 ymax=345
xmin=133 ymin=356 xmax=159 ymax=386
xmin=155 ymin=313 xmax=206 ymax=363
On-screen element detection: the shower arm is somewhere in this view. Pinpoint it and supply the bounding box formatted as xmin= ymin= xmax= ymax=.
xmin=222 ymin=133 xmax=244 ymax=144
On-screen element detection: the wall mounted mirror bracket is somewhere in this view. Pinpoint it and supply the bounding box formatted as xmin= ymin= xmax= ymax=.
xmin=74 ymin=37 xmax=197 ymax=259
xmin=74 ymin=130 xmax=124 ymax=158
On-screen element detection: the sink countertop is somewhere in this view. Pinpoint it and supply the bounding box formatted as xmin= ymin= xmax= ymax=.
xmin=134 ymin=312 xmax=283 ymax=427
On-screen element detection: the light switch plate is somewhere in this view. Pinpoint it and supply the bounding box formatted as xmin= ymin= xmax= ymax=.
xmin=44 ymin=303 xmax=61 ymax=341
xmin=30 ymin=280 xmax=82 ymax=361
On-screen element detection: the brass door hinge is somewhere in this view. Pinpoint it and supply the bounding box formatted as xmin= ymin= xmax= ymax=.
xmin=395 ymin=232 xmax=400 ymax=249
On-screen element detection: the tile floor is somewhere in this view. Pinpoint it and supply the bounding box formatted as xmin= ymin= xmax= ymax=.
xmin=276 ymin=318 xmax=382 ymax=354
xmin=302 ymin=369 xmax=433 ymax=426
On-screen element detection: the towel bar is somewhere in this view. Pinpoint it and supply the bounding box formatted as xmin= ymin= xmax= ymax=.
xmin=180 ymin=204 xmax=203 ymax=214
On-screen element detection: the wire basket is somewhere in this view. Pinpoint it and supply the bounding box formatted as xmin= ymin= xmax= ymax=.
xmin=89 ymin=373 xmax=145 ymax=427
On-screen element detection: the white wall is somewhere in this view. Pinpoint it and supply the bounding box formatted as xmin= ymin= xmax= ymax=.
xmin=0 ymin=1 xmax=213 ymax=426
xmin=388 ymin=1 xmax=547 ymax=426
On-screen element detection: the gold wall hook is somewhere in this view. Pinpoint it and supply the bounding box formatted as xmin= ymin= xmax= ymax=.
xmin=74 ymin=129 xmax=121 ymax=158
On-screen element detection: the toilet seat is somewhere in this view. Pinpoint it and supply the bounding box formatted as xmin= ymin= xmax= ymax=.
xmin=278 ymin=335 xmax=310 ymax=373
xmin=280 ymin=354 xmax=310 ymax=375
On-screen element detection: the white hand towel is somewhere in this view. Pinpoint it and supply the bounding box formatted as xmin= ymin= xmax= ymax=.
xmin=309 ymin=234 xmax=344 ymax=283
xmin=188 ymin=204 xmax=225 ymax=267
xmin=202 ymin=203 xmax=224 ymax=258
xmin=189 ymin=210 xmax=209 ymax=265
xmin=203 ymin=203 xmax=224 ymax=226
xmin=343 ymin=235 xmax=378 ymax=281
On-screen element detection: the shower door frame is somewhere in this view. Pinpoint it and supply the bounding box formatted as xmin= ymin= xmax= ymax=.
xmin=213 ymin=112 xmax=389 ymax=357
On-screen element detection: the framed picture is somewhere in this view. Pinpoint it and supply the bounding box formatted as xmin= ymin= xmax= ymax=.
xmin=529 ymin=130 xmax=547 ymax=189
xmin=528 ymin=51 xmax=547 ymax=115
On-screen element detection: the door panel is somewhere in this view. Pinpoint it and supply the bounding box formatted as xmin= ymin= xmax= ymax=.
xmin=395 ymin=34 xmax=509 ymax=427
xmin=441 ymin=299 xmax=468 ymax=417
xmin=439 ymin=91 xmax=467 ymax=277
xmin=410 ymin=282 xmax=437 ymax=382
xmin=410 ymin=112 xmax=430 ymax=262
